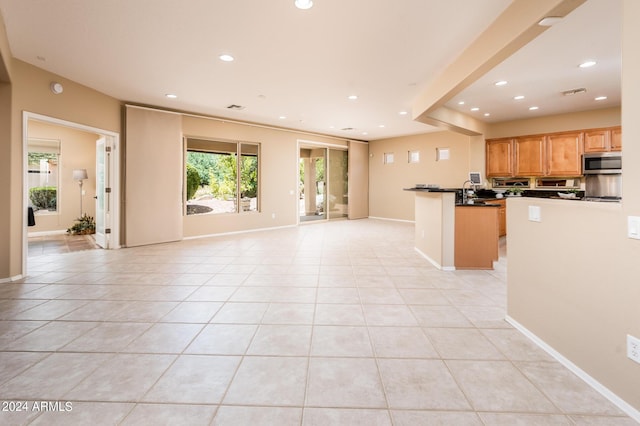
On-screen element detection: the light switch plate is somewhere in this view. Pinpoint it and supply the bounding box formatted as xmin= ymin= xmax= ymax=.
xmin=528 ymin=206 xmax=541 ymax=222
xmin=628 ymin=216 xmax=640 ymax=239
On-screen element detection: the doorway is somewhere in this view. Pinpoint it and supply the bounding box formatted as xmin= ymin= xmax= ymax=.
xmin=22 ymin=112 xmax=120 ymax=274
xmin=298 ymin=143 xmax=348 ymax=223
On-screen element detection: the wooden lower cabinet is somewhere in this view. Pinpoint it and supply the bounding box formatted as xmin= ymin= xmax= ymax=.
xmin=493 ymin=199 xmax=507 ymax=237
xmin=455 ymin=206 xmax=499 ymax=270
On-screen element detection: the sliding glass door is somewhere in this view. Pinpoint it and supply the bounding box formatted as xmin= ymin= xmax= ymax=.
xmin=299 ymin=145 xmax=347 ymax=222
xmin=328 ymin=149 xmax=348 ymax=219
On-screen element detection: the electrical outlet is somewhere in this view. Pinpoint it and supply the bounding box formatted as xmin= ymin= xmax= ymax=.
xmin=627 ymin=334 xmax=640 ymax=364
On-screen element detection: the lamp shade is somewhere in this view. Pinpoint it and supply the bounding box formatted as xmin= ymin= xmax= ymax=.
xmin=73 ymin=169 xmax=88 ymax=180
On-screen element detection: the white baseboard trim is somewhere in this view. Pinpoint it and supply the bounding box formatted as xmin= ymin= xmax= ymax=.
xmin=506 ymin=315 xmax=640 ymax=423
xmin=27 ymin=230 xmax=67 ymax=237
xmin=367 ymin=216 xmax=415 ymax=224
xmin=415 ymin=247 xmax=455 ymax=271
xmin=0 ymin=274 xmax=24 ymax=283
xmin=183 ymin=224 xmax=297 ymax=241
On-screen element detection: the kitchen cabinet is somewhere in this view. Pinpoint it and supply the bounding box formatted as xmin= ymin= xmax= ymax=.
xmin=515 ymin=136 xmax=545 ymax=176
xmin=611 ymin=127 xmax=622 ymax=151
xmin=546 ymin=132 xmax=583 ymax=176
xmin=486 ymin=139 xmax=514 ymax=177
xmin=584 ymin=127 xmax=622 ymax=152
xmin=493 ymin=198 xmax=507 ymax=237
xmin=455 ymin=205 xmax=499 ymax=269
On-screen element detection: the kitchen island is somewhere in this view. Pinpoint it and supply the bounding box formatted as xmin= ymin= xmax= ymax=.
xmin=405 ymin=188 xmax=500 ymax=270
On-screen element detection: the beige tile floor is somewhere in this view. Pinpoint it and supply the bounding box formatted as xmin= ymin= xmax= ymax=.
xmin=1 ymin=219 xmax=636 ymax=425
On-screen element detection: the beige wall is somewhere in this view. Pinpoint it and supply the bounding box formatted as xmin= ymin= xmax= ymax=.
xmin=125 ymin=107 xmax=183 ymax=247
xmin=27 ymin=121 xmax=98 ymax=233
xmin=182 ymin=115 xmax=350 ymax=237
xmin=4 ymin=59 xmax=120 ymax=278
xmin=0 ymin=11 xmax=14 ymax=280
xmin=506 ymin=0 xmax=640 ymax=415
xmin=369 ymin=131 xmax=471 ymax=221
xmin=486 ymin=107 xmax=621 ymax=139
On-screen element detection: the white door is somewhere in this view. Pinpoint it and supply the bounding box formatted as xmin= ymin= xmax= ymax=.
xmin=94 ymin=136 xmax=111 ymax=248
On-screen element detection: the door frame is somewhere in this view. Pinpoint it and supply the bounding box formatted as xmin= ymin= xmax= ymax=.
xmin=22 ymin=112 xmax=121 ymax=274
xmin=297 ymin=139 xmax=348 ymax=224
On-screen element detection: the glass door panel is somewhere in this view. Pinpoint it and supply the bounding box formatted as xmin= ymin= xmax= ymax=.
xmin=328 ymin=149 xmax=348 ymax=219
xmin=299 ymin=147 xmax=326 ymax=222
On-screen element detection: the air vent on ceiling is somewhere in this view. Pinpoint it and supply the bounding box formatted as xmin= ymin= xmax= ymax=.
xmin=341 ymin=127 xmax=354 ymax=131
xmin=227 ymin=104 xmax=245 ymax=110
xmin=562 ymin=88 xmax=587 ymax=96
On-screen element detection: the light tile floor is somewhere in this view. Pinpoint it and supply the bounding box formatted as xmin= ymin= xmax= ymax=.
xmin=2 ymin=219 xmax=636 ymax=425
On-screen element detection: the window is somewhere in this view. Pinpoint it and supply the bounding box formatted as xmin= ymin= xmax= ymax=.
xmin=185 ymin=139 xmax=259 ymax=215
xmin=27 ymin=139 xmax=60 ymax=214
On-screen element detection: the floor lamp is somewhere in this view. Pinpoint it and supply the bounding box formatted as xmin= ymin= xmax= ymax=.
xmin=72 ymin=169 xmax=88 ymax=217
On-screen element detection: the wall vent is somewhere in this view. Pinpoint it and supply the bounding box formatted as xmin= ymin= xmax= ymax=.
xmin=561 ymin=88 xmax=587 ymax=96
xmin=227 ymin=104 xmax=245 ymax=110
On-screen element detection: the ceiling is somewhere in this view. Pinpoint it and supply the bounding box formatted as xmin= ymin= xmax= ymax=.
xmin=0 ymin=0 xmax=621 ymax=140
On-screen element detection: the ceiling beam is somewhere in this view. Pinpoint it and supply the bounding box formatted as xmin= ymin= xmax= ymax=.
xmin=412 ymin=0 xmax=586 ymax=132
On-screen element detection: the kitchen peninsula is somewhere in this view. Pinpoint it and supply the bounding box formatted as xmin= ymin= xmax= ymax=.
xmin=405 ymin=188 xmax=500 ymax=270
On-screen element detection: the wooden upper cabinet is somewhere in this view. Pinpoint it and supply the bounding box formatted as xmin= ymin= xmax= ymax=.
xmin=515 ymin=136 xmax=545 ymax=176
xmin=546 ymin=132 xmax=583 ymax=176
xmin=486 ymin=138 xmax=514 ymax=177
xmin=584 ymin=127 xmax=622 ymax=152
xmin=611 ymin=127 xmax=622 ymax=151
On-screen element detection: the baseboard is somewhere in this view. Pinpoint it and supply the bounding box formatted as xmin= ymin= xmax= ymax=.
xmin=182 ymin=224 xmax=297 ymax=240
xmin=0 ymin=274 xmax=24 ymax=283
xmin=27 ymin=229 xmax=67 ymax=237
xmin=506 ymin=315 xmax=640 ymax=423
xmin=367 ymin=216 xmax=415 ymax=224
xmin=414 ymin=247 xmax=455 ymax=271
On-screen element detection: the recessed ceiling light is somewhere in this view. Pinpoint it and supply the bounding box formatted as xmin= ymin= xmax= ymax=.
xmin=399 ymin=111 xmax=408 ymax=116
xmin=458 ymin=101 xmax=465 ymax=105
xmin=378 ymin=124 xmax=385 ymax=128
xmin=494 ymin=80 xmax=508 ymax=86
xmin=484 ymin=113 xmax=491 ymax=117
xmin=529 ymin=106 xmax=539 ymax=111
xmin=362 ymin=132 xmax=368 ymax=135
xmin=579 ymin=60 xmax=596 ymax=68
xmin=219 ymin=54 xmax=234 ymax=62
xmin=595 ymin=96 xmax=608 ymax=101
xmin=165 ymin=94 xmax=178 ymax=99
xmin=470 ymin=107 xmax=480 ymax=112
xmin=279 ymin=116 xmax=287 ymax=119
xmin=514 ymin=95 xmax=525 ymax=100
xmin=538 ymin=16 xmax=563 ymax=27
xmin=294 ymin=0 xmax=313 ymax=10
xmin=348 ymin=95 xmax=358 ymax=100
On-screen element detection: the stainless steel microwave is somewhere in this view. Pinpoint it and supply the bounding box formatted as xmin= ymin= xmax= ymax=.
xmin=582 ymin=152 xmax=622 ymax=175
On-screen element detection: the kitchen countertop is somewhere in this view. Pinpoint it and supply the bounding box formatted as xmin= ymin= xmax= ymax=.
xmin=403 ymin=187 xmax=458 ymax=193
